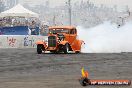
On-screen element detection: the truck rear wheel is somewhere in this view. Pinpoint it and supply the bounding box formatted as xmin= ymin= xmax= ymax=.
xmin=37 ymin=45 xmax=43 ymax=54
xmin=63 ymin=43 xmax=69 ymax=54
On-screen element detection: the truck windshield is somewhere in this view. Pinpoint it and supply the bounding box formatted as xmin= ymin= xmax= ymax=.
xmin=49 ymin=29 xmax=69 ymax=34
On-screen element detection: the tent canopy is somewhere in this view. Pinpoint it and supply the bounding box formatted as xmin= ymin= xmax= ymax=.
xmin=0 ymin=4 xmax=39 ymax=18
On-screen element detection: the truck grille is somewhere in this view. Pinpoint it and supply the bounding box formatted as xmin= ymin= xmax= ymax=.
xmin=48 ymin=36 xmax=56 ymax=47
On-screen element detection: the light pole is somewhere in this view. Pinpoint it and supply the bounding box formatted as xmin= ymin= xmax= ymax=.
xmin=68 ymin=0 xmax=71 ymax=25
xmin=53 ymin=14 xmax=56 ymax=26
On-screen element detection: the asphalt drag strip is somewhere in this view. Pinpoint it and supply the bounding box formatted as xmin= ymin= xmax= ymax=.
xmin=0 ymin=48 xmax=131 ymax=88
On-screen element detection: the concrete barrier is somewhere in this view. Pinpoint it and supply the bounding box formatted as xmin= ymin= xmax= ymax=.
xmin=0 ymin=35 xmax=47 ymax=48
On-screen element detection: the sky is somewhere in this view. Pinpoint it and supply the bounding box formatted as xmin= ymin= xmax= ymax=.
xmin=20 ymin=0 xmax=132 ymax=11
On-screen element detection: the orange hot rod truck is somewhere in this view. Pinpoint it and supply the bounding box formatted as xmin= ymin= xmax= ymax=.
xmin=36 ymin=26 xmax=84 ymax=54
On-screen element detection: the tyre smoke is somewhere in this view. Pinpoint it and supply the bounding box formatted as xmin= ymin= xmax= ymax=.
xmin=77 ymin=21 xmax=132 ymax=53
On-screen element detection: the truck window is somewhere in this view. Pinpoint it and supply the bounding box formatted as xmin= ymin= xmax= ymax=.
xmin=70 ymin=29 xmax=76 ymax=34
xmin=74 ymin=29 xmax=77 ymax=34
xmin=70 ymin=29 xmax=74 ymax=34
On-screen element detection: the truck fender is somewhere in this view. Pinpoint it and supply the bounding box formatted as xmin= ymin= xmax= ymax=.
xmin=77 ymin=40 xmax=84 ymax=49
xmin=59 ymin=41 xmax=69 ymax=45
xmin=36 ymin=40 xmax=47 ymax=48
xmin=77 ymin=40 xmax=83 ymax=50
xmin=71 ymin=40 xmax=84 ymax=52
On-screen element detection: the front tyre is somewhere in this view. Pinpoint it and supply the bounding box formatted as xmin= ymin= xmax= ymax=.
xmin=63 ymin=43 xmax=69 ymax=54
xmin=37 ymin=45 xmax=43 ymax=54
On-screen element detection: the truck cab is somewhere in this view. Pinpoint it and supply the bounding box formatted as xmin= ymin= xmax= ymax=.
xmin=36 ymin=26 xmax=84 ymax=54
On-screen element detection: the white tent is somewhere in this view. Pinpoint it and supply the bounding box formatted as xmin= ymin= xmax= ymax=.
xmin=0 ymin=4 xmax=39 ymax=18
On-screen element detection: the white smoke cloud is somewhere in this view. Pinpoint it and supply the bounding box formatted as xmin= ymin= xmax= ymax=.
xmin=77 ymin=21 xmax=132 ymax=53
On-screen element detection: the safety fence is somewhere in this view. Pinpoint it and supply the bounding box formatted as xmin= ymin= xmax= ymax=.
xmin=0 ymin=35 xmax=47 ymax=48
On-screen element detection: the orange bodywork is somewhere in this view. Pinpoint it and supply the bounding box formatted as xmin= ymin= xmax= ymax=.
xmin=36 ymin=40 xmax=47 ymax=48
xmin=49 ymin=26 xmax=76 ymax=30
xmin=36 ymin=26 xmax=84 ymax=53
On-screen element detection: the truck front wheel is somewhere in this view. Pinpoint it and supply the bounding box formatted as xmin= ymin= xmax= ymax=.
xmin=37 ymin=45 xmax=43 ymax=54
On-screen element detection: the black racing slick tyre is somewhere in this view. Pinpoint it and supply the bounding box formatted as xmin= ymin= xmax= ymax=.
xmin=37 ymin=45 xmax=43 ymax=54
xmin=63 ymin=43 xmax=69 ymax=54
